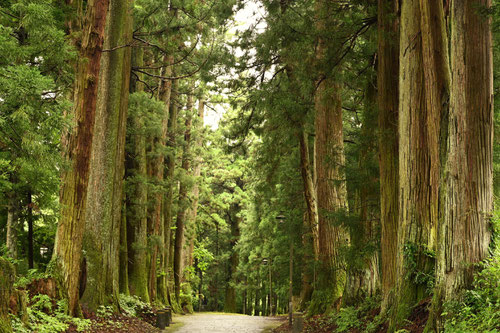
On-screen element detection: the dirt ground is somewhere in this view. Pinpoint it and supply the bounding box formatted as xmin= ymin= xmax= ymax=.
xmin=166 ymin=313 xmax=285 ymax=333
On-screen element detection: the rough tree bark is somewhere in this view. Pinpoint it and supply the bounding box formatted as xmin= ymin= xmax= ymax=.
xmin=298 ymin=129 xmax=320 ymax=259
xmin=391 ymin=0 xmax=450 ymax=329
xmin=51 ymin=0 xmax=109 ymax=316
xmin=81 ymin=0 xmax=132 ymax=312
xmin=428 ymin=0 xmax=493 ymax=330
xmin=6 ymin=191 xmax=18 ymax=260
xmin=0 ymin=258 xmax=15 ymax=332
xmin=119 ymin=202 xmax=128 ymax=295
xmin=377 ymin=0 xmax=399 ymax=313
xmin=309 ymin=0 xmax=349 ymax=314
xmin=311 ymin=76 xmax=349 ymax=314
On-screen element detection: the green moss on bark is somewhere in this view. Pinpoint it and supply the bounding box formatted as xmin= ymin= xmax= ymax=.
xmin=0 ymin=258 xmax=15 ymax=333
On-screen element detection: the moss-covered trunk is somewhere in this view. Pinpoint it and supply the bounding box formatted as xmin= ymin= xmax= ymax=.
xmin=428 ymin=0 xmax=493 ymax=330
xmin=0 ymin=258 xmax=15 ymax=333
xmin=391 ymin=0 xmax=450 ymax=329
xmin=51 ymin=0 xmax=109 ymax=316
xmin=119 ymin=201 xmax=129 ymax=295
xmin=6 ymin=191 xmax=18 ymax=260
xmin=377 ymin=0 xmax=399 ymax=313
xmin=81 ymin=0 xmax=132 ymax=312
xmin=298 ymin=129 xmax=319 ymax=259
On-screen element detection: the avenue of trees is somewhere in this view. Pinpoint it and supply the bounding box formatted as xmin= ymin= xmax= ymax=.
xmin=0 ymin=0 xmax=499 ymax=332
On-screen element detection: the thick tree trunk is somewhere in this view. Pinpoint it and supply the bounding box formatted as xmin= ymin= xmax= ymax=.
xmin=125 ymin=48 xmax=150 ymax=302
xmin=377 ymin=0 xmax=399 ymax=313
xmin=309 ymin=0 xmax=349 ymax=314
xmin=429 ymin=1 xmax=493 ymax=330
xmin=298 ymin=129 xmax=319 ymax=259
xmin=81 ymin=0 xmax=132 ymax=312
xmin=119 ymin=201 xmax=129 ymax=295
xmin=0 ymin=258 xmax=15 ymax=332
xmin=310 ymin=75 xmax=349 ymax=314
xmin=6 ymin=192 xmax=18 ymax=260
xmin=174 ymin=91 xmax=194 ymax=304
xmin=391 ymin=0 xmax=450 ymax=329
xmin=51 ymin=0 xmax=109 ymax=316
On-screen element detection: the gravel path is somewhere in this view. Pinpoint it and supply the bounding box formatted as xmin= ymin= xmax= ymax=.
xmin=168 ymin=313 xmax=284 ymax=333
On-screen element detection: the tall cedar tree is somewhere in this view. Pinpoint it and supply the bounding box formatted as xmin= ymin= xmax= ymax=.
xmin=392 ymin=0 xmax=450 ymax=329
xmin=377 ymin=0 xmax=399 ymax=313
xmin=51 ymin=0 xmax=110 ymax=316
xmin=310 ymin=0 xmax=350 ymax=314
xmin=81 ymin=0 xmax=133 ymax=312
xmin=429 ymin=0 xmax=494 ymax=330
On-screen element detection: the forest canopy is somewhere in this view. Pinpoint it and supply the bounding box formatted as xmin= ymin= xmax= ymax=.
xmin=0 ymin=0 xmax=499 ymax=332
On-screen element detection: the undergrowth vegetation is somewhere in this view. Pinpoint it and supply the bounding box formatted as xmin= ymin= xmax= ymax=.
xmin=8 ymin=286 xmax=158 ymax=332
xmin=11 ymin=296 xmax=91 ymax=333
xmin=443 ymin=255 xmax=500 ymax=332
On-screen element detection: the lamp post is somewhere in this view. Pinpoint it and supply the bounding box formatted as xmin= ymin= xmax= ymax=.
xmin=276 ymin=214 xmax=292 ymax=328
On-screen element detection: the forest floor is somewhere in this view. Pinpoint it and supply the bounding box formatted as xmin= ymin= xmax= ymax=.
xmin=68 ymin=310 xmax=163 ymax=333
xmin=271 ymin=299 xmax=430 ymax=333
xmin=165 ymin=312 xmax=285 ymax=333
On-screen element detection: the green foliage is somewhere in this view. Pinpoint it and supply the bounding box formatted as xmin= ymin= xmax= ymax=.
xmin=14 ymin=269 xmax=47 ymax=288
xmin=119 ymin=294 xmax=152 ymax=318
xmin=193 ymin=243 xmax=214 ymax=273
xmin=96 ymin=305 xmax=114 ymax=319
xmin=179 ymin=282 xmax=195 ymax=312
xmin=13 ymin=296 xmax=91 ymax=333
xmin=403 ymin=242 xmax=436 ymax=293
xmin=443 ymin=257 xmax=500 ymax=332
xmin=0 ymin=0 xmax=72 ymax=270
xmin=332 ymin=307 xmax=362 ymax=332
